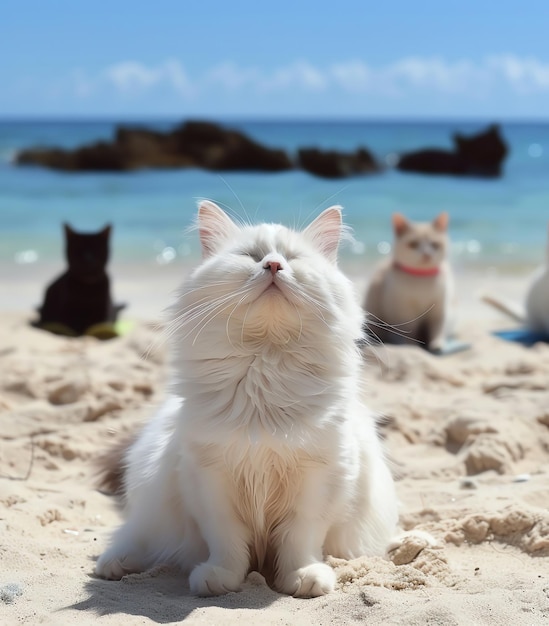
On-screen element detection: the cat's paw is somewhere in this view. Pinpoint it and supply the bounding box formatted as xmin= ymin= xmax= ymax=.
xmin=189 ymin=563 xmax=243 ymax=596
xmin=95 ymin=554 xmax=142 ymax=580
xmin=277 ymin=562 xmax=336 ymax=598
xmin=95 ymin=541 xmax=145 ymax=580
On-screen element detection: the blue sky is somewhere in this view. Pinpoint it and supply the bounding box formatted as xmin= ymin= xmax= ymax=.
xmin=3 ymin=0 xmax=549 ymax=118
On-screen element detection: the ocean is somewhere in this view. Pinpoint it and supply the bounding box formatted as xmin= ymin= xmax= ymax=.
xmin=1 ymin=119 xmax=548 ymax=273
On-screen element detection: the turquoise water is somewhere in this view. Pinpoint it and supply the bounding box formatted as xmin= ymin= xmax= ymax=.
xmin=1 ymin=119 xmax=548 ymax=269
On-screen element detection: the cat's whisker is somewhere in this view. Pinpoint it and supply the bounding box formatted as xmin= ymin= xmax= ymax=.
xmin=365 ymin=305 xmax=435 ymax=330
xmin=294 ymin=187 xmax=349 ymax=231
xmin=185 ymin=287 xmax=257 ymax=345
xmin=395 ymin=304 xmax=436 ymax=328
xmin=289 ymin=299 xmax=304 ymax=343
xmin=171 ymin=282 xmax=251 ymax=317
xmin=224 ymin=291 xmax=256 ymax=351
xmin=170 ymin=293 xmax=237 ymax=328
xmin=164 ymin=299 xmax=225 ymax=336
xmin=365 ymin=318 xmax=426 ymax=345
xmin=167 ymin=287 xmax=251 ymax=333
xmin=141 ymin=325 xmax=169 ymax=362
xmin=365 ymin=303 xmax=437 ymax=346
xmin=239 ymin=300 xmax=254 ymax=348
xmin=316 ymin=186 xmax=350 ymax=213
xmin=215 ymin=177 xmax=251 ymax=225
xmin=169 ymin=281 xmax=253 ymax=319
xmin=362 ymin=304 xmax=440 ymax=369
xmin=164 ymin=300 xmax=228 ymax=344
xmin=283 ymin=284 xmax=333 ymax=331
xmin=360 ymin=329 xmax=393 ymax=374
xmin=177 ymin=298 xmax=238 ymax=343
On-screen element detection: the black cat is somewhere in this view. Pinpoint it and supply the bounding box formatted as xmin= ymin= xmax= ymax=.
xmin=36 ymin=223 xmax=125 ymax=335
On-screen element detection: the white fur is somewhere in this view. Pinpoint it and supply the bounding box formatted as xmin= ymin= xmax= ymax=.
xmin=95 ymin=202 xmax=398 ymax=597
xmin=525 ymin=232 xmax=549 ymax=333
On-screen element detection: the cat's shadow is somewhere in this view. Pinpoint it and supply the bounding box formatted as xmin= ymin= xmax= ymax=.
xmin=64 ymin=568 xmax=281 ymax=622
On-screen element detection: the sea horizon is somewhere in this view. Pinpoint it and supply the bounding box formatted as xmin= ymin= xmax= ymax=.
xmin=2 ymin=114 xmax=549 ymax=122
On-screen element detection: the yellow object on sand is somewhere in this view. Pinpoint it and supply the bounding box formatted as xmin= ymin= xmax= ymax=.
xmin=35 ymin=319 xmax=135 ymax=340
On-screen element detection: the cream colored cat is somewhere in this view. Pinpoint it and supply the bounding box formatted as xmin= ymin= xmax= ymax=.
xmin=364 ymin=212 xmax=454 ymax=352
xmin=525 ymin=223 xmax=549 ymax=333
xmin=95 ymin=201 xmax=398 ymax=598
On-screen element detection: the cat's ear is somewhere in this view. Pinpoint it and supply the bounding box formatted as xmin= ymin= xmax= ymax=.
xmin=63 ymin=223 xmax=75 ymax=237
xmin=99 ymin=224 xmax=112 ymax=238
xmin=303 ymin=206 xmax=342 ymax=263
xmin=391 ymin=213 xmax=410 ymax=237
xmin=197 ymin=201 xmax=239 ymax=257
xmin=433 ymin=212 xmax=449 ymax=232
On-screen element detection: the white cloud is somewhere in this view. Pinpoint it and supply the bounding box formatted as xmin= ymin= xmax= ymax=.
xmin=202 ymin=59 xmax=327 ymax=93
xmin=163 ymin=60 xmax=194 ymax=96
xmin=330 ymin=60 xmax=374 ymax=93
xmin=329 ymin=57 xmax=496 ymax=97
xmin=386 ymin=57 xmax=482 ymax=93
xmin=104 ymin=59 xmax=194 ymax=96
xmin=258 ymin=60 xmax=327 ymax=92
xmin=70 ymin=55 xmax=549 ymax=101
xmin=204 ymin=61 xmax=259 ymax=90
xmin=486 ymin=54 xmax=549 ymax=93
xmin=105 ymin=62 xmax=159 ymax=91
xmin=73 ymin=59 xmax=194 ymax=99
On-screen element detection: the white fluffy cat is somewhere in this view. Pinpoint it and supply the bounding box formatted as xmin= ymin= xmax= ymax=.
xmin=95 ymin=201 xmax=398 ymax=598
xmin=364 ymin=212 xmax=454 ymax=352
xmin=525 ymin=225 xmax=549 ymax=333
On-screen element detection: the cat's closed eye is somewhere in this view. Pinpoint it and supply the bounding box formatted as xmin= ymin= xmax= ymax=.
xmin=240 ymin=250 xmax=263 ymax=262
xmin=408 ymin=240 xmax=420 ymax=249
xmin=239 ymin=249 xmax=299 ymax=263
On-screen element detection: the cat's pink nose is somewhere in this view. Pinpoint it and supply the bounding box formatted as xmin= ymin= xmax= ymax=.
xmin=265 ymin=261 xmax=281 ymax=275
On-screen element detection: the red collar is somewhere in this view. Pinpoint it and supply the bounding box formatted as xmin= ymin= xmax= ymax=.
xmin=394 ymin=262 xmax=440 ymax=277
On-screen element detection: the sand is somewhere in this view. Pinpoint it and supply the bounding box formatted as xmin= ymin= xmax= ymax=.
xmin=1 ymin=265 xmax=548 ymax=625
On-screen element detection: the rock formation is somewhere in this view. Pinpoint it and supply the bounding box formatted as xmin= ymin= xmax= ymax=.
xmin=16 ymin=121 xmax=293 ymax=173
xmin=396 ymin=124 xmax=508 ymax=177
xmin=16 ymin=120 xmax=508 ymax=179
xmin=297 ymin=147 xmax=380 ymax=178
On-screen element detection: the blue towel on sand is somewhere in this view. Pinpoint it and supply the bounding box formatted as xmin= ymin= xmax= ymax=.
xmin=492 ymin=328 xmax=549 ymax=346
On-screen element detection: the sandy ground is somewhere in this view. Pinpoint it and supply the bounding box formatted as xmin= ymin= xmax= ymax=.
xmin=1 ymin=265 xmax=548 ymax=625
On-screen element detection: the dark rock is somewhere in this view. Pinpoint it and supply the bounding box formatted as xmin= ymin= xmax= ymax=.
xmin=16 ymin=119 xmax=389 ymax=179
xmin=17 ymin=147 xmax=76 ymax=170
xmin=396 ymin=149 xmax=469 ymax=176
xmin=18 ymin=142 xmax=130 ymax=172
xmin=453 ymin=124 xmax=508 ymax=176
xmin=171 ymin=121 xmax=292 ymax=171
xmin=72 ymin=142 xmax=129 ymax=171
xmin=397 ymin=124 xmax=508 ymax=177
xmin=298 ymin=147 xmax=380 ymax=178
xmin=114 ymin=127 xmax=183 ymax=169
xmin=16 ymin=120 xmax=293 ymax=173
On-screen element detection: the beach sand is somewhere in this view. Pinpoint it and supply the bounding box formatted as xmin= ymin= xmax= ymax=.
xmin=1 ymin=265 xmax=548 ymax=625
